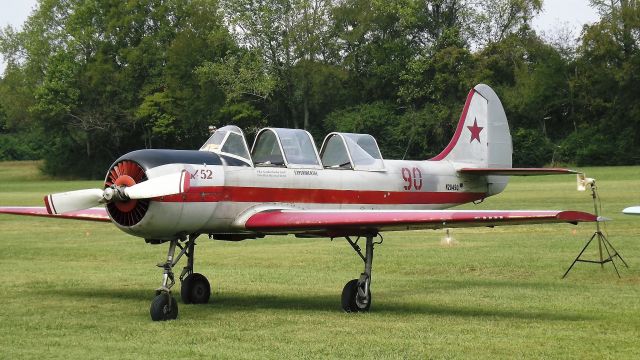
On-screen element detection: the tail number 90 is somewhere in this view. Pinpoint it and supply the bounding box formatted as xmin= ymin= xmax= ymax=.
xmin=401 ymin=167 xmax=423 ymax=191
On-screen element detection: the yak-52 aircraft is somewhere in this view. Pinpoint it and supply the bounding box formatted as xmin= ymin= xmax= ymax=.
xmin=0 ymin=84 xmax=599 ymax=321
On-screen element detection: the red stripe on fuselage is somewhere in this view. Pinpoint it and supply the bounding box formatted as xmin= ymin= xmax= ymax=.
xmin=154 ymin=186 xmax=485 ymax=205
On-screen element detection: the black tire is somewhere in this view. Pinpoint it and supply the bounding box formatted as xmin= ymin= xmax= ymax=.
xmin=341 ymin=279 xmax=372 ymax=313
xmin=181 ymin=273 xmax=211 ymax=304
xmin=341 ymin=279 xmax=359 ymax=312
xmin=150 ymin=293 xmax=178 ymax=321
xmin=181 ymin=276 xmax=194 ymax=304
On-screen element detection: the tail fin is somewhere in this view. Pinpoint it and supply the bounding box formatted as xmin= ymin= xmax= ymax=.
xmin=430 ymin=84 xmax=512 ymax=169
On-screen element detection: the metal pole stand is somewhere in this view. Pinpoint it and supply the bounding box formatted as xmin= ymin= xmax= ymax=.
xmin=562 ymin=182 xmax=628 ymax=278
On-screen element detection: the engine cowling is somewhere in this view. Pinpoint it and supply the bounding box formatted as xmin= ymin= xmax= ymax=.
xmin=104 ymin=149 xmax=225 ymax=240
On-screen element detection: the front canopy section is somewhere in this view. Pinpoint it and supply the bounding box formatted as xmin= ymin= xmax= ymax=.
xmin=200 ymin=125 xmax=252 ymax=165
xmin=320 ymin=133 xmax=385 ymax=171
xmin=251 ymin=128 xmax=322 ymax=169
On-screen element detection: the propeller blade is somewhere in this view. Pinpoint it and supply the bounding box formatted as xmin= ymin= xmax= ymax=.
xmin=43 ymin=170 xmax=190 ymax=214
xmin=45 ymin=189 xmax=105 ymax=215
xmin=124 ymin=170 xmax=190 ymax=200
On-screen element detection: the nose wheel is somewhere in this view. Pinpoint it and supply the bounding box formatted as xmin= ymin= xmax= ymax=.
xmin=150 ymin=234 xmax=211 ymax=321
xmin=342 ymin=234 xmax=380 ymax=313
xmin=150 ymin=292 xmax=178 ymax=321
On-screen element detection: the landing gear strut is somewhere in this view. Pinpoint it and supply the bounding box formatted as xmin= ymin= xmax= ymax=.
xmin=341 ymin=234 xmax=382 ymax=312
xmin=149 ymin=234 xmax=211 ymax=321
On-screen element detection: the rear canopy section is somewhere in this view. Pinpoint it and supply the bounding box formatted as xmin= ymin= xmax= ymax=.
xmin=320 ymin=132 xmax=385 ymax=171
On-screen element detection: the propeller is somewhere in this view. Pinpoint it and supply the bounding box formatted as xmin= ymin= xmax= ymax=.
xmin=44 ymin=170 xmax=190 ymax=215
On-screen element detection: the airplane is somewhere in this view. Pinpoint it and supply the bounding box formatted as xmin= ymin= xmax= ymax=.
xmin=622 ymin=207 xmax=640 ymax=215
xmin=0 ymin=84 xmax=599 ymax=321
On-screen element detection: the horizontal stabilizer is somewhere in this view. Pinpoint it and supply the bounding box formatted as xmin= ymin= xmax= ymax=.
xmin=458 ymin=168 xmax=579 ymax=176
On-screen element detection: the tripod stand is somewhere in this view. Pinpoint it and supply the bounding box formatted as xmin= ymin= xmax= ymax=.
xmin=562 ymin=181 xmax=628 ymax=278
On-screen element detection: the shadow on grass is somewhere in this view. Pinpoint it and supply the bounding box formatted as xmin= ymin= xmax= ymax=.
xmin=37 ymin=286 xmax=594 ymax=322
xmin=423 ymin=278 xmax=583 ymax=291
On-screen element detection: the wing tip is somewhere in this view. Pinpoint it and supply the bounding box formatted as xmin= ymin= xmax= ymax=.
xmin=557 ymin=210 xmax=599 ymax=223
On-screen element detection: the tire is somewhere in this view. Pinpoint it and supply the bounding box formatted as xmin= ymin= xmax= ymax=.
xmin=181 ymin=276 xmax=194 ymax=304
xmin=341 ymin=279 xmax=372 ymax=313
xmin=341 ymin=279 xmax=359 ymax=312
xmin=181 ymin=273 xmax=211 ymax=304
xmin=150 ymin=293 xmax=178 ymax=321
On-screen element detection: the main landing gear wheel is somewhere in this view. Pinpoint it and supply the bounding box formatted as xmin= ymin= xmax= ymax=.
xmin=181 ymin=273 xmax=211 ymax=304
xmin=150 ymin=293 xmax=178 ymax=321
xmin=341 ymin=279 xmax=371 ymax=312
xmin=342 ymin=234 xmax=381 ymax=313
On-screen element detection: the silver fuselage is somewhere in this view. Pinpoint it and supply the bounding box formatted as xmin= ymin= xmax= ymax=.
xmin=113 ymin=159 xmax=506 ymax=241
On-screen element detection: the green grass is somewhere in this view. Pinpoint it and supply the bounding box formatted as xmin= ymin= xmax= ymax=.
xmin=0 ymin=161 xmax=639 ymax=359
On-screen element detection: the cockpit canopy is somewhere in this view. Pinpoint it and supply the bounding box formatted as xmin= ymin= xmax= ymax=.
xmin=320 ymin=133 xmax=385 ymax=171
xmin=201 ymin=125 xmax=384 ymax=171
xmin=251 ymin=128 xmax=322 ymax=168
xmin=200 ymin=125 xmax=252 ymax=164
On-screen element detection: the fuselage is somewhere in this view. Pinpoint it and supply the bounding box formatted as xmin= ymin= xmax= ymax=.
xmin=109 ymin=150 xmax=494 ymax=241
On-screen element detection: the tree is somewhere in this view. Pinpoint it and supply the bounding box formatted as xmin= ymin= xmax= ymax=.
xmin=471 ymin=0 xmax=543 ymax=47
xmin=0 ymin=0 xmax=235 ymax=177
xmin=221 ymin=0 xmax=337 ymax=129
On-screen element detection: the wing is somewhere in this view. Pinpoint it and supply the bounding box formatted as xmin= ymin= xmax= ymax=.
xmin=243 ymin=209 xmax=598 ymax=237
xmin=0 ymin=206 xmax=110 ymax=222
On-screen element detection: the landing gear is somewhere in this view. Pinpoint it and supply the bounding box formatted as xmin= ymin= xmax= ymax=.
xmin=341 ymin=234 xmax=381 ymax=313
xmin=150 ymin=234 xmax=211 ymax=321
xmin=150 ymin=292 xmax=178 ymax=321
xmin=181 ymin=273 xmax=211 ymax=304
xmin=177 ymin=236 xmax=211 ymax=304
xmin=341 ymin=279 xmax=371 ymax=312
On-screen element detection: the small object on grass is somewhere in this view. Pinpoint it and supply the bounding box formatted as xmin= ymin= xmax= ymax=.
xmin=441 ymin=228 xmax=457 ymax=246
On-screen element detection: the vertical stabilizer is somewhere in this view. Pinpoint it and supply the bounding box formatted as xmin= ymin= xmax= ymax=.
xmin=430 ymin=84 xmax=512 ymax=195
xmin=430 ymin=84 xmax=512 ymax=169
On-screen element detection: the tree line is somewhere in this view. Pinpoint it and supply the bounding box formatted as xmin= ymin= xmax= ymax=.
xmin=0 ymin=0 xmax=639 ymax=178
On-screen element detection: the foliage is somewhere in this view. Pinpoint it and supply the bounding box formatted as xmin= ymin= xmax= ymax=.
xmin=1 ymin=0 xmax=233 ymax=176
xmin=1 ymin=0 xmax=640 ymax=178
xmin=324 ymin=101 xmax=398 ymax=155
xmin=511 ymin=127 xmax=553 ymax=167
xmin=0 ymin=131 xmax=45 ymax=161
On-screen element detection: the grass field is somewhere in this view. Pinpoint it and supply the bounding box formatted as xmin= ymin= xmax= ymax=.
xmin=0 ymin=161 xmax=639 ymax=359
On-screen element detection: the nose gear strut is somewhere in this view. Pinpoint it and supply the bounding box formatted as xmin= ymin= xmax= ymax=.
xmin=149 ymin=234 xmax=211 ymax=321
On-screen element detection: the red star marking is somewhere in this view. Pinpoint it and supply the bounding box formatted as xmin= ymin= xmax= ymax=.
xmin=467 ymin=118 xmax=483 ymax=143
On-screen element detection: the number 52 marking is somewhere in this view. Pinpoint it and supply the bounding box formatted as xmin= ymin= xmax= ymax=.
xmin=401 ymin=167 xmax=423 ymax=190
xmin=190 ymin=169 xmax=213 ymax=180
